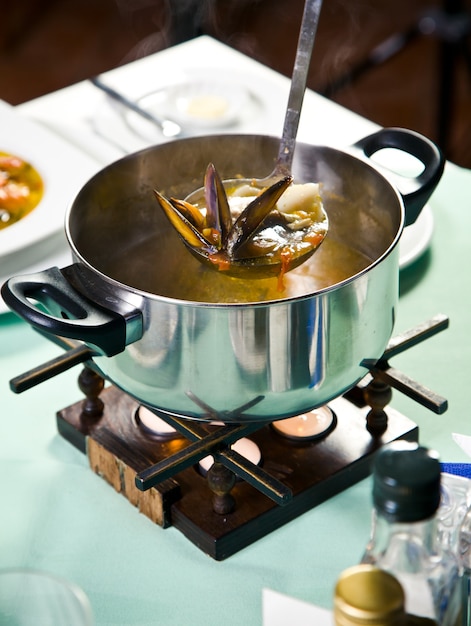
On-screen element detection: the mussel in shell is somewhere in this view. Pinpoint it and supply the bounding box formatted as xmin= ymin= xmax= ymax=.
xmin=154 ymin=163 xmax=328 ymax=282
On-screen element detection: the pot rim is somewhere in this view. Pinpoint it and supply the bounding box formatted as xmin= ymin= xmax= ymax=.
xmin=64 ymin=135 xmax=405 ymax=309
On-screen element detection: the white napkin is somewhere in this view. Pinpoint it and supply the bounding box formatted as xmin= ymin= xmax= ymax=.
xmin=453 ymin=433 xmax=471 ymax=458
xmin=262 ymin=588 xmax=333 ymax=626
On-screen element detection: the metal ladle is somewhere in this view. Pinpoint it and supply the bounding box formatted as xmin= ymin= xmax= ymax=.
xmin=164 ymin=0 xmax=326 ymax=280
xmin=232 ymin=0 xmax=324 ymax=188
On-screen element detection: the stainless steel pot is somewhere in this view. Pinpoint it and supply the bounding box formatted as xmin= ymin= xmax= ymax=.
xmin=2 ymin=129 xmax=444 ymax=422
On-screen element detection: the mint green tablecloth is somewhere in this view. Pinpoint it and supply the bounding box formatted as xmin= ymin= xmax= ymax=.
xmin=1 ymin=39 xmax=470 ymax=626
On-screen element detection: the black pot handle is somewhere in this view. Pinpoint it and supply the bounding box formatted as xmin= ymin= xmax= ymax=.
xmin=352 ymin=127 xmax=445 ymax=226
xmin=1 ymin=266 xmax=142 ymax=357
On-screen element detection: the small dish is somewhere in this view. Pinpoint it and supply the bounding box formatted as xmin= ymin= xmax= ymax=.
xmin=119 ymin=70 xmax=265 ymax=141
xmin=0 ymin=100 xmax=100 ymax=259
xmin=92 ymin=68 xmax=280 ymax=151
xmin=399 ymin=204 xmax=434 ymax=269
xmin=158 ymin=77 xmax=250 ymax=129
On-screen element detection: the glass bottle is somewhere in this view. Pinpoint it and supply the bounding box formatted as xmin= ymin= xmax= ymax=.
xmin=334 ymin=564 xmax=436 ymax=626
xmin=361 ymin=441 xmax=461 ymax=626
xmin=334 ymin=564 xmax=406 ymax=626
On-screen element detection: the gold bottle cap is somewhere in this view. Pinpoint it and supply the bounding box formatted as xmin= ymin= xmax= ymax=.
xmin=334 ymin=564 xmax=405 ymax=626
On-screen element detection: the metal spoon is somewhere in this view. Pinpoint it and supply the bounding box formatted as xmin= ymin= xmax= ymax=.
xmin=179 ymin=0 xmax=326 ymax=279
xmin=89 ymin=76 xmax=182 ymax=138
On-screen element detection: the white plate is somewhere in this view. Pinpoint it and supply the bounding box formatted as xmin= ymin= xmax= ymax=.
xmin=0 ymin=100 xmax=100 ymax=259
xmin=399 ymin=204 xmax=433 ymax=269
xmin=0 ymin=230 xmax=72 ymax=315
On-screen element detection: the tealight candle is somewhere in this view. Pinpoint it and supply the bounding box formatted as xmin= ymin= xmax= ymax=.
xmin=135 ymin=405 xmax=178 ymax=439
xmin=199 ymin=437 xmax=262 ymax=476
xmin=272 ymin=406 xmax=335 ymax=440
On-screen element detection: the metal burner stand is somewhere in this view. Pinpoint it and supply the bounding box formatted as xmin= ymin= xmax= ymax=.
xmin=11 ymin=316 xmax=448 ymax=560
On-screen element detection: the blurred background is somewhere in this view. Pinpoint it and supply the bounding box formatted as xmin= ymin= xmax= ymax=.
xmin=0 ymin=0 xmax=470 ymax=167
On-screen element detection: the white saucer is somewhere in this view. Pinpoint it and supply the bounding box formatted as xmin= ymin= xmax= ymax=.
xmin=124 ymin=73 xmax=260 ymax=140
xmin=399 ymin=204 xmax=433 ymax=270
xmin=93 ymin=68 xmax=279 ymax=149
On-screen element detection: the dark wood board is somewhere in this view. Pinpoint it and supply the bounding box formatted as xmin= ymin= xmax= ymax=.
xmin=57 ymin=385 xmax=418 ymax=560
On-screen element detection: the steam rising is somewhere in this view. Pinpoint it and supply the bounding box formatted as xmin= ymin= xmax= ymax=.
xmin=113 ymin=0 xmax=218 ymax=62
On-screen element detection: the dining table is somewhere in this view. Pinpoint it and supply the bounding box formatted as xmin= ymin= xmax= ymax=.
xmin=1 ymin=35 xmax=470 ymax=626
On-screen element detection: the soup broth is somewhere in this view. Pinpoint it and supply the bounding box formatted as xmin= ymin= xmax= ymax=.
xmin=101 ymin=231 xmax=373 ymax=304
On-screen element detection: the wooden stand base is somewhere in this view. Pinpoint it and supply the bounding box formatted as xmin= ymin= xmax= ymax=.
xmin=57 ymin=384 xmax=418 ymax=560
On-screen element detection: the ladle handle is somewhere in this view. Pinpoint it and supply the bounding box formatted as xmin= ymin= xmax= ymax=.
xmin=275 ymin=0 xmax=323 ymax=176
xmin=352 ymin=127 xmax=445 ymax=227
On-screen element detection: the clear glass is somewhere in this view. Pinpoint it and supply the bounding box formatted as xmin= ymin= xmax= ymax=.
xmin=0 ymin=568 xmax=94 ymax=626
xmin=361 ymin=511 xmax=461 ymax=626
